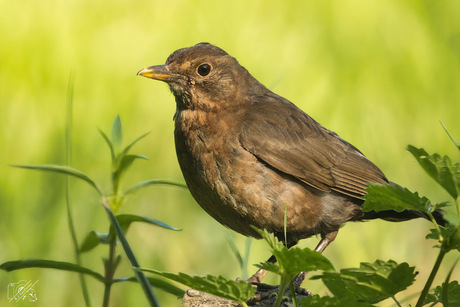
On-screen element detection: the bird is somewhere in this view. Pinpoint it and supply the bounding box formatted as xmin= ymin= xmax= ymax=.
xmin=137 ymin=42 xmax=444 ymax=286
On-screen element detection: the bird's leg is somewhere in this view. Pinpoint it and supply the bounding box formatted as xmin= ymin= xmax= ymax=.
xmin=290 ymin=230 xmax=339 ymax=291
xmin=246 ymin=255 xmax=276 ymax=284
xmin=314 ymin=230 xmax=338 ymax=253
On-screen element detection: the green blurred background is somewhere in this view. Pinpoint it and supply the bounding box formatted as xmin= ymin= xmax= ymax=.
xmin=1 ymin=0 xmax=459 ymax=306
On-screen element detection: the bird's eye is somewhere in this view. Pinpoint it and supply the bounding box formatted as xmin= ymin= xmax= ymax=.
xmin=197 ymin=64 xmax=211 ymax=76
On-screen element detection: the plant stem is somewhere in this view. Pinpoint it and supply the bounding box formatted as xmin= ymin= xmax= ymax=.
xmin=391 ymin=295 xmax=402 ymax=307
xmin=415 ymin=248 xmax=446 ymax=307
xmin=65 ymin=74 xmax=91 ymax=307
xmin=102 ymin=198 xmax=160 ymax=306
xmin=274 ymin=275 xmax=289 ymax=307
xmin=290 ymin=282 xmax=298 ymax=307
xmin=102 ymin=240 xmax=117 ymax=307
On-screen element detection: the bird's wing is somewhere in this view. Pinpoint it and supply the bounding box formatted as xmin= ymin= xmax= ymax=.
xmin=238 ymin=94 xmax=387 ymax=199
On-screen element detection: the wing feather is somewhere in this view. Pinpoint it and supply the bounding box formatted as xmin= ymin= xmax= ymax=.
xmin=239 ymin=94 xmax=387 ymax=199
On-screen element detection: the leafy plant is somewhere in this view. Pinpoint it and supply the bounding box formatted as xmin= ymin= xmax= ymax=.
xmin=312 ymin=260 xmax=416 ymax=306
xmin=138 ymin=126 xmax=459 ymax=307
xmin=253 ymin=228 xmax=334 ymax=307
xmin=362 ymin=125 xmax=460 ymax=307
xmin=138 ymin=269 xmax=256 ymax=305
xmin=1 ymin=116 xmax=186 ymax=307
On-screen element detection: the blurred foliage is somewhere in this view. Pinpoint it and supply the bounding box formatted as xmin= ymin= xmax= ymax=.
xmin=1 ymin=0 xmax=459 ymax=306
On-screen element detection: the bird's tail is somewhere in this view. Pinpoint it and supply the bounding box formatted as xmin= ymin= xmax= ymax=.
xmin=363 ymin=209 xmax=446 ymax=226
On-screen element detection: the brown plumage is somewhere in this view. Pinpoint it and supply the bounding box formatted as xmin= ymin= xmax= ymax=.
xmin=138 ymin=43 xmax=442 ymax=283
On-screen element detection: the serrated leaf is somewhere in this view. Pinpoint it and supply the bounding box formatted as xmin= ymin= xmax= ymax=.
xmin=277 ymin=246 xmax=334 ymax=274
xmin=313 ymin=260 xmax=416 ymax=304
xmin=407 ymin=145 xmax=459 ymax=199
xmin=255 ymin=261 xmax=281 ymax=275
xmin=253 ymin=227 xmax=334 ymax=276
xmin=0 ymin=259 xmax=104 ymax=282
xmin=114 ymin=276 xmax=185 ymax=297
xmin=111 ymin=115 xmax=123 ymax=154
xmin=80 ymin=231 xmax=109 ymax=253
xmin=12 ymin=164 xmax=102 ymax=196
xmin=125 ymin=179 xmax=187 ymax=195
xmin=424 ymin=281 xmax=460 ymax=306
xmin=252 ymin=227 xmax=286 ymax=253
xmin=137 ymin=269 xmax=255 ymax=303
xmin=300 ymin=294 xmax=375 ymax=307
xmin=426 ymin=224 xmax=460 ymax=252
xmin=363 ymin=183 xmax=432 ymax=213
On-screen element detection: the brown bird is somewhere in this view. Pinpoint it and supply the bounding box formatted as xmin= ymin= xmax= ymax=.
xmin=138 ymin=43 xmax=443 ymax=286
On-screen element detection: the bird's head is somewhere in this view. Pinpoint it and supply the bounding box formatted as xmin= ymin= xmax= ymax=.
xmin=138 ymin=43 xmax=265 ymax=112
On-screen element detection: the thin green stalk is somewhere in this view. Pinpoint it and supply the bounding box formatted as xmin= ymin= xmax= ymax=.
xmin=274 ymin=281 xmax=285 ymax=307
xmin=415 ymin=248 xmax=447 ymax=307
xmin=102 ymin=197 xmax=160 ymax=306
xmin=65 ymin=74 xmax=91 ymax=307
xmin=455 ymin=198 xmax=459 ymax=219
xmin=242 ymin=237 xmax=252 ymax=280
xmin=391 ymin=295 xmax=402 ymax=307
xmin=102 ymin=240 xmax=117 ymax=307
xmin=290 ymin=282 xmax=298 ymax=307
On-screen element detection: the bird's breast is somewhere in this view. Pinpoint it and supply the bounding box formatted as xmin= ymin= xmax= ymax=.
xmin=173 ymin=109 xmax=329 ymax=240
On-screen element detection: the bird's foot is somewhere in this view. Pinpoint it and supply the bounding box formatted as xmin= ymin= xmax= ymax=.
xmin=246 ymin=281 xmax=312 ymax=305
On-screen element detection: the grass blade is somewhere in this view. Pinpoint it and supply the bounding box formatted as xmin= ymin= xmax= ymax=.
xmin=65 ymin=75 xmax=92 ymax=307
xmin=114 ymin=276 xmax=185 ymax=298
xmin=125 ymin=179 xmax=187 ymax=195
xmin=12 ymin=164 xmax=103 ymax=196
xmin=0 ymin=259 xmax=104 ymax=282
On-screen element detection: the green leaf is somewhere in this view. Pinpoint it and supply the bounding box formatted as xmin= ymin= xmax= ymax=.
xmin=426 ymin=224 xmax=460 ymax=252
xmin=111 ymin=115 xmax=123 ymax=154
xmin=254 ymin=228 xmax=334 ymax=276
xmin=313 ymin=260 xmax=416 ymax=304
xmin=276 ymin=246 xmax=334 ymax=274
xmin=99 ymin=128 xmax=115 ymax=160
xmin=12 ymin=164 xmax=102 ymax=196
xmin=80 ymin=231 xmax=109 ymax=253
xmin=116 ymin=214 xmax=180 ymax=232
xmin=444 ymin=211 xmax=460 ymax=227
xmin=102 ymin=205 xmax=160 ymax=305
xmin=407 ymin=145 xmax=459 ymax=199
xmin=424 ymin=281 xmax=460 ymax=306
xmin=121 ymin=132 xmax=150 ymax=157
xmin=119 ymin=154 xmax=148 ymax=171
xmin=113 ymin=154 xmax=149 ymax=185
xmin=137 ymin=269 xmax=255 ymax=303
xmin=125 ymin=179 xmax=188 ymax=195
xmin=253 ymin=227 xmax=285 ymax=253
xmin=114 ymin=276 xmax=185 ymax=298
xmin=363 ymin=183 xmax=432 ymax=213
xmin=0 ymin=259 xmax=104 ymax=282
xmin=255 ymin=261 xmax=281 ymax=275
xmin=300 ymin=294 xmax=375 ymax=307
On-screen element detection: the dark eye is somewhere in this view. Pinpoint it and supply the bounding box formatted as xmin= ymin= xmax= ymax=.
xmin=197 ymin=64 xmax=211 ymax=76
